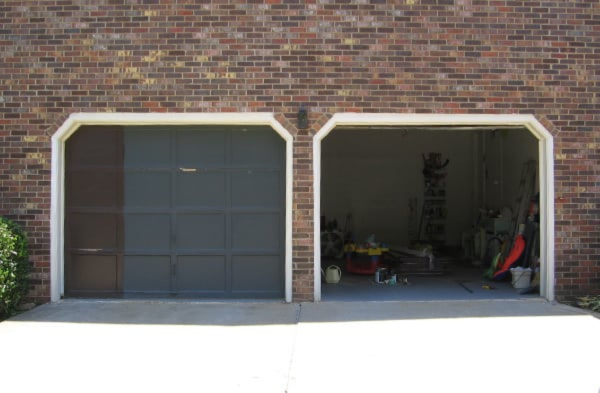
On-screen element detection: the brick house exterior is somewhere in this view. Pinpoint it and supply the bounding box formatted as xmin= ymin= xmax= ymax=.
xmin=1 ymin=1 xmax=598 ymax=303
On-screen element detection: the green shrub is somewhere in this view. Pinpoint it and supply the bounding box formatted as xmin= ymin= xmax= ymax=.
xmin=576 ymin=295 xmax=600 ymax=313
xmin=0 ymin=217 xmax=29 ymax=319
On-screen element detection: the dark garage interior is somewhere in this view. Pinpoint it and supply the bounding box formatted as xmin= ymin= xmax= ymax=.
xmin=320 ymin=126 xmax=541 ymax=301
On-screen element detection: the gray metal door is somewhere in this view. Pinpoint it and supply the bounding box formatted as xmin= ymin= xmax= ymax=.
xmin=122 ymin=126 xmax=285 ymax=298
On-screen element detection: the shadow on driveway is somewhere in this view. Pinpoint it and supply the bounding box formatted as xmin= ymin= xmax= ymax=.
xmin=5 ymin=297 xmax=594 ymax=326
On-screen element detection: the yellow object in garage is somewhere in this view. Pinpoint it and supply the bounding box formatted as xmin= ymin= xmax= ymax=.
xmin=343 ymin=243 xmax=389 ymax=256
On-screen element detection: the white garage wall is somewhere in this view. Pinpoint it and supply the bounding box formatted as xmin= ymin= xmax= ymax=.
xmin=321 ymin=130 xmax=476 ymax=247
xmin=321 ymin=128 xmax=538 ymax=248
xmin=484 ymin=130 xmax=539 ymax=211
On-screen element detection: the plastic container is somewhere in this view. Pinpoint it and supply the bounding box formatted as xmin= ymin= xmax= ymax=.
xmin=510 ymin=267 xmax=532 ymax=289
xmin=374 ymin=267 xmax=388 ymax=283
xmin=323 ymin=265 xmax=341 ymax=284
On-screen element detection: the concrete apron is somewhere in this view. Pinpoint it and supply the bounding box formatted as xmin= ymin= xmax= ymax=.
xmin=1 ymin=299 xmax=598 ymax=393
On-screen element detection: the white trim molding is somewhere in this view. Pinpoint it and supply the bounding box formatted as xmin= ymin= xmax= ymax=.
xmin=313 ymin=113 xmax=555 ymax=302
xmin=51 ymin=112 xmax=294 ymax=302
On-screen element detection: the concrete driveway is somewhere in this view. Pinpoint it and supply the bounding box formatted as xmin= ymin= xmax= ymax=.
xmin=1 ymin=299 xmax=598 ymax=393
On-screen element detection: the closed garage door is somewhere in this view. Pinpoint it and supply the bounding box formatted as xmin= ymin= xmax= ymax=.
xmin=65 ymin=125 xmax=285 ymax=299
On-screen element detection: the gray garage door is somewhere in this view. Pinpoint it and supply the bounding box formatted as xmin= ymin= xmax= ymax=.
xmin=65 ymin=125 xmax=285 ymax=299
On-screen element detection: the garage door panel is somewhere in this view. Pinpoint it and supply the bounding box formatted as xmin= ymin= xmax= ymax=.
xmin=67 ymin=126 xmax=121 ymax=167
xmin=176 ymin=256 xmax=226 ymax=292
xmin=66 ymin=125 xmax=285 ymax=299
xmin=125 ymin=172 xmax=171 ymax=207
xmin=176 ymin=213 xmax=225 ymax=250
xmin=232 ymin=213 xmax=280 ymax=250
xmin=69 ymin=213 xmax=118 ymax=250
xmin=176 ymin=130 xmax=226 ymax=166
xmin=231 ymin=130 xmax=283 ymax=166
xmin=123 ymin=256 xmax=171 ymax=292
xmin=175 ymin=172 xmax=226 ymax=208
xmin=231 ymin=171 xmax=280 ymax=208
xmin=68 ymin=255 xmax=118 ymax=291
xmin=68 ymin=171 xmax=119 ymax=207
xmin=231 ymin=255 xmax=281 ymax=292
xmin=125 ymin=130 xmax=171 ymax=167
xmin=125 ymin=214 xmax=171 ymax=250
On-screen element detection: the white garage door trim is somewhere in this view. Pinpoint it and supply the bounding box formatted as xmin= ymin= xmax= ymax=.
xmin=313 ymin=113 xmax=555 ymax=302
xmin=51 ymin=113 xmax=294 ymax=302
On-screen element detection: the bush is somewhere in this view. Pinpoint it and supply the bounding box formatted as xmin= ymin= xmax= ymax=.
xmin=0 ymin=217 xmax=29 ymax=319
xmin=576 ymin=295 xmax=600 ymax=313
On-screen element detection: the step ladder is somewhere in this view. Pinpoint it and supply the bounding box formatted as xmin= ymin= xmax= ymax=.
xmin=507 ymin=160 xmax=537 ymax=253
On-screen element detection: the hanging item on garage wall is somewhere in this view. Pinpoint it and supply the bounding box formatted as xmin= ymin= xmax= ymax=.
xmin=320 ymin=217 xmax=345 ymax=259
xmin=418 ymin=153 xmax=450 ymax=245
xmin=408 ymin=197 xmax=419 ymax=243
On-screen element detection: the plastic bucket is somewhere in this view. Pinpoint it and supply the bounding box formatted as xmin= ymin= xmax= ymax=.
xmin=510 ymin=268 xmax=532 ymax=289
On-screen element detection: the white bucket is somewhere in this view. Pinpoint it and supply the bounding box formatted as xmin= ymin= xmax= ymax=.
xmin=510 ymin=268 xmax=532 ymax=289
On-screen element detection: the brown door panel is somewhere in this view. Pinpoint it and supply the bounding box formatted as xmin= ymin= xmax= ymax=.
xmin=67 ymin=254 xmax=119 ymax=293
xmin=65 ymin=126 xmax=124 ymax=296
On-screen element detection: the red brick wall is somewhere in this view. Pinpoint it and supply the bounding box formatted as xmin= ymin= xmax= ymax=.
xmin=1 ymin=1 xmax=599 ymax=302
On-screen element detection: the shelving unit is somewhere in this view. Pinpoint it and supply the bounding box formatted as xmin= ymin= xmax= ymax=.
xmin=419 ymin=153 xmax=449 ymax=245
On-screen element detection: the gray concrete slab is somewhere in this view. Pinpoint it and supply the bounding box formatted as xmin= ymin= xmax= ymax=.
xmin=1 ymin=299 xmax=598 ymax=393
xmin=1 ymin=300 xmax=299 ymax=393
xmin=291 ymin=300 xmax=600 ymax=393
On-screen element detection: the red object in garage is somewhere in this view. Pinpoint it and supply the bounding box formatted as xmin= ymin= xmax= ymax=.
xmin=344 ymin=244 xmax=389 ymax=275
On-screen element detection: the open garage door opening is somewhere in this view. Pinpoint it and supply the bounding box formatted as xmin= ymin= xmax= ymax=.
xmin=318 ymin=124 xmax=544 ymax=302
xmin=64 ymin=124 xmax=286 ymax=300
